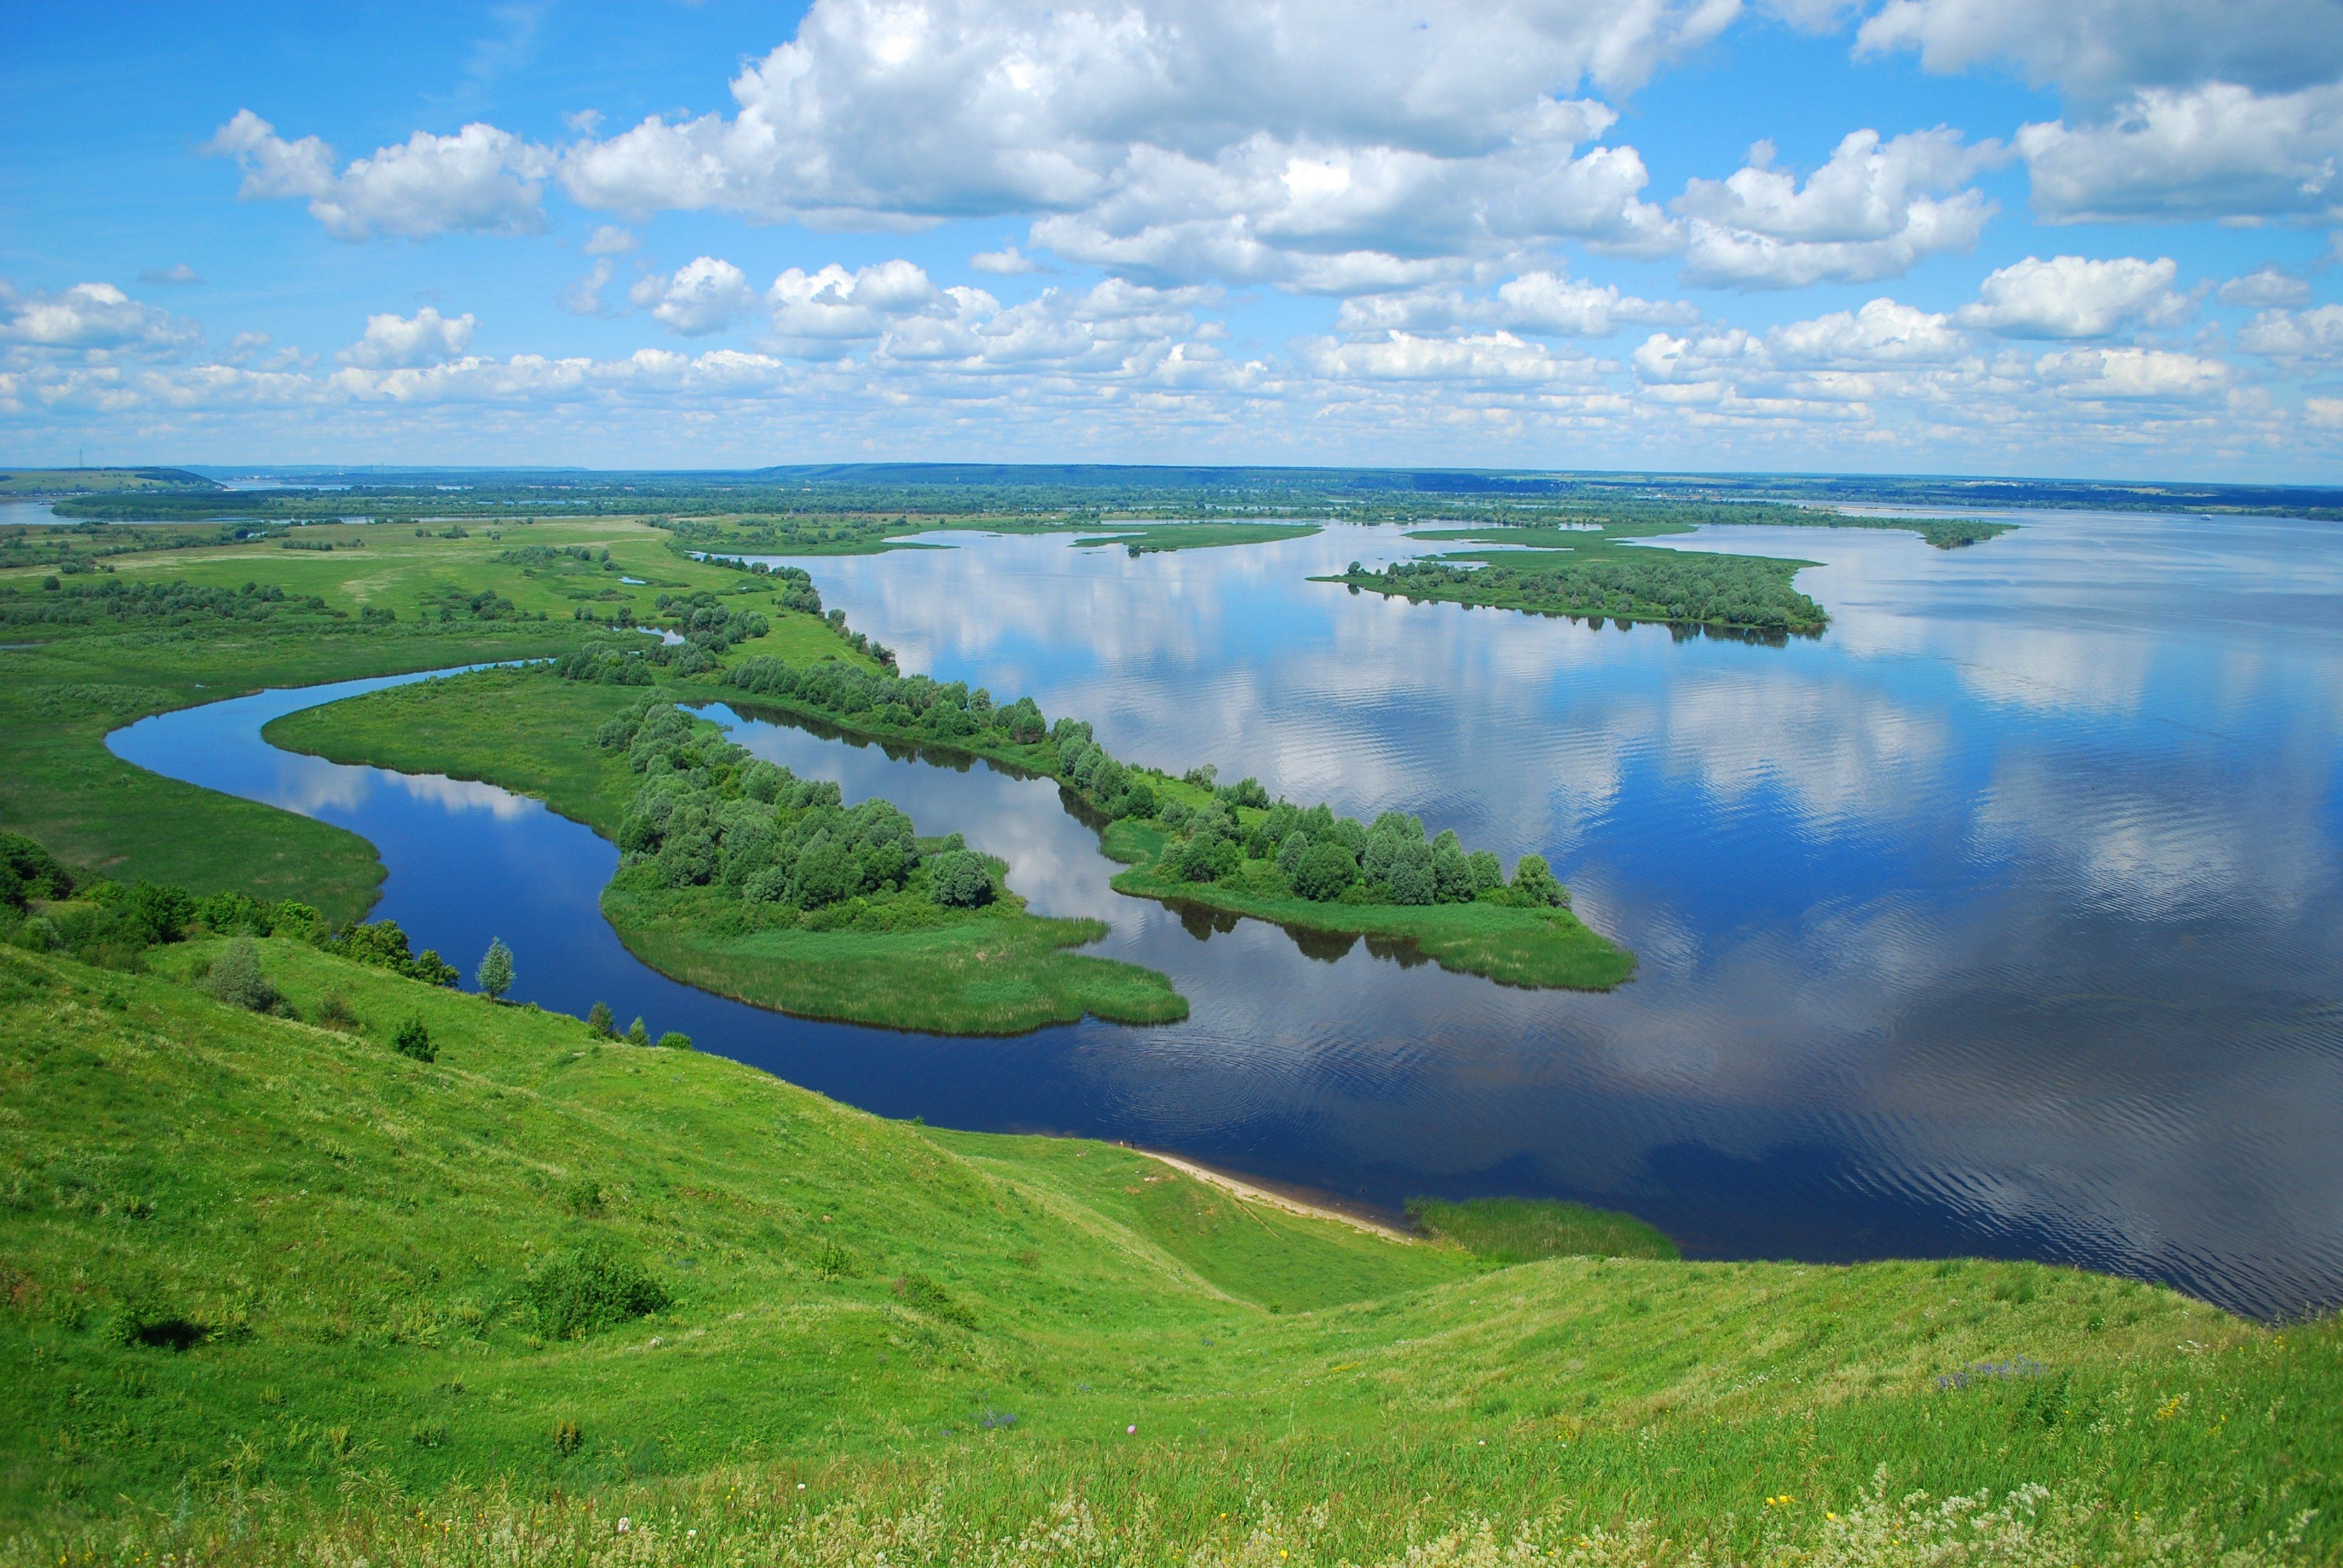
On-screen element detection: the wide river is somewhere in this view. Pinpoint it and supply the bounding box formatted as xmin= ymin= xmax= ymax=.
xmin=110 ymin=511 xmax=2343 ymax=1321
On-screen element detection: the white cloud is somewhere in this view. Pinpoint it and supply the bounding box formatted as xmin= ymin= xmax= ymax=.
xmin=338 ymin=307 xmax=478 ymax=368
xmin=2033 ymin=345 xmax=2231 ymax=397
xmin=1676 ymin=128 xmax=2001 ymax=288
xmin=1299 ymin=330 xmax=1600 ymax=387
xmin=582 ymin=224 xmax=639 ymax=256
xmin=769 ymin=259 xmax=942 ymax=341
xmin=2307 ymin=396 xmax=2343 ymax=427
xmin=138 ymin=263 xmax=203 ymax=286
xmin=558 ymin=259 xmax=620 ymax=318
xmin=1956 ymin=255 xmax=2192 ymax=339
xmin=0 ymin=281 xmax=201 ymax=354
xmin=643 ymin=256 xmax=759 ymax=336
xmin=2015 ymin=82 xmax=2343 ymax=225
xmin=1853 ymin=0 xmax=2343 ymax=100
xmin=205 ymin=109 xmax=552 ymax=241
xmin=1766 ymin=297 xmax=1966 ymax=365
xmin=2219 ymin=263 xmax=2312 ymax=307
xmin=971 ymin=245 xmax=1043 ymax=275
xmin=1334 ymin=271 xmax=1696 ymax=338
xmin=2238 ymin=304 xmax=2343 ymax=363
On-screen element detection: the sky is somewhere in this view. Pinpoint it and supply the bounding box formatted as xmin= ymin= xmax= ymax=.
xmin=2 ymin=0 xmax=2341 ymax=480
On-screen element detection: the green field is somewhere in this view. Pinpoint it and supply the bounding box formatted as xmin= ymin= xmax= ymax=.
xmin=0 ymin=933 xmax=2332 ymax=1565
xmin=1072 ymin=521 xmax=1326 ymax=554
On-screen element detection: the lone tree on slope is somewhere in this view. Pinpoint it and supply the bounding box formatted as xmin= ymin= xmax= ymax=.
xmin=476 ymin=937 xmax=515 ymax=1002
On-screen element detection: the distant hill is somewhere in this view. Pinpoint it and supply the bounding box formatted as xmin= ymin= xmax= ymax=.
xmin=0 ymin=466 xmax=218 ymax=495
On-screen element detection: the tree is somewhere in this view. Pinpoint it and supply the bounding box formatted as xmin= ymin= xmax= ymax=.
xmin=586 ymin=1001 xmax=614 ymax=1037
xmin=476 ymin=937 xmax=515 ymax=1001
xmin=626 ymin=1016 xmax=649 ymax=1046
xmin=202 ymin=939 xmax=279 ymax=1013
xmin=1292 ymin=842 xmax=1360 ymax=903
xmin=1510 ymin=854 xmax=1568 ymax=909
xmin=929 ymin=850 xmax=994 ymax=909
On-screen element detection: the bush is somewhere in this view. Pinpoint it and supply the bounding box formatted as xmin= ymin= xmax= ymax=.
xmin=313 ymin=992 xmax=360 ymax=1031
xmin=201 ymin=939 xmax=280 ymax=1012
xmin=520 ymin=1239 xmax=670 ymax=1340
xmin=126 ymin=881 xmax=195 ymax=944
xmin=0 ymin=831 xmax=76 ymax=910
xmin=655 ymin=1031 xmax=692 ymax=1050
xmin=392 ymin=1015 xmax=434 ymax=1062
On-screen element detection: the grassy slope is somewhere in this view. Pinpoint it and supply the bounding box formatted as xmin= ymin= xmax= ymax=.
xmin=267 ymin=668 xmax=1188 ymax=1034
xmin=1 ymin=939 xmax=2333 ymax=1565
xmin=0 ymin=520 xmax=851 ymax=926
xmin=1072 ymin=522 xmax=1325 ymax=552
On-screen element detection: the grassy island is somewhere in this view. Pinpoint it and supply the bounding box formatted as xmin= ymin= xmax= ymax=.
xmin=268 ymin=670 xmax=1187 ymax=1035
xmin=0 ymin=932 xmax=2332 ymax=1566
xmin=713 ymin=653 xmax=1637 ymax=990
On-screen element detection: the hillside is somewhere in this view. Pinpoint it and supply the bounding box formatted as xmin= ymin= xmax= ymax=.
xmin=1 ymin=934 xmax=2334 ymax=1565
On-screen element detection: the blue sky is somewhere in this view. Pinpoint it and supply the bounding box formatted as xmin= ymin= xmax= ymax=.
xmin=3 ymin=0 xmax=2340 ymax=479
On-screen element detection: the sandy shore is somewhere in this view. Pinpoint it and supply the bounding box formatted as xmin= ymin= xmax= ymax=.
xmin=1135 ymin=1148 xmax=1419 ymax=1244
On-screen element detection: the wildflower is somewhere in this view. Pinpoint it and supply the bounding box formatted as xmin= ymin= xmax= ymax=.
xmin=1127 ymin=1424 xmax=1137 ymax=1434
xmin=616 ymin=1518 xmax=631 ymax=1535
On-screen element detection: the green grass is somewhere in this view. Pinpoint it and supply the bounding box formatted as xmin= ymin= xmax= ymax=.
xmin=0 ymin=936 xmax=2333 ymax=1565
xmin=1104 ymin=825 xmax=1638 ymax=991
xmin=1406 ymin=1195 xmax=1680 ymax=1263
xmin=267 ymin=667 xmax=1188 ymax=1034
xmin=0 ymin=523 xmax=865 ymax=927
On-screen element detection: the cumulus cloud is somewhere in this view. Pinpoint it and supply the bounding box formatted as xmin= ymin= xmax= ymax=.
xmin=2015 ymin=82 xmax=2343 ymax=225
xmin=338 ymin=307 xmax=478 ymax=367
xmin=1766 ymin=297 xmax=1966 ymax=365
xmin=205 ymin=109 xmax=551 ymax=240
xmin=1956 ymin=255 xmax=2192 ymax=339
xmin=1675 ymin=128 xmax=2001 ymax=288
xmin=769 ymin=259 xmax=940 ymax=341
xmin=971 ymin=245 xmax=1043 ymax=275
xmin=644 ymin=256 xmax=758 ymax=336
xmin=1853 ymin=0 xmax=2343 ymax=100
xmin=2033 ymin=345 xmax=2231 ymax=397
xmin=2218 ymin=263 xmax=2312 ymax=307
xmin=0 ymin=280 xmax=201 ymax=353
xmin=2238 ymin=303 xmax=2343 ymax=363
xmin=1334 ymin=270 xmax=1696 ymax=338
xmin=1297 ymin=330 xmax=1601 ymax=387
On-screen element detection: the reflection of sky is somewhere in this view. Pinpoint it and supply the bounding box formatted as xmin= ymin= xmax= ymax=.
xmin=112 ymin=509 xmax=2343 ymax=1321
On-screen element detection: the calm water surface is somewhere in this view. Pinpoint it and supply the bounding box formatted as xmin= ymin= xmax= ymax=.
xmin=110 ymin=511 xmax=2343 ymax=1320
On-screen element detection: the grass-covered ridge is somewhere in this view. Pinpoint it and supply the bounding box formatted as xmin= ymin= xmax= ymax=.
xmin=0 ymin=935 xmax=2333 ymax=1565
xmin=267 ymin=669 xmax=1186 ymax=1034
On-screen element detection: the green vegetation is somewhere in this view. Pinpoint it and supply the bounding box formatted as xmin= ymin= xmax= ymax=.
xmin=1406 ymin=1195 xmax=1681 ymax=1264
xmin=269 ymin=671 xmax=1187 ymax=1034
xmin=1325 ymin=524 xmax=1831 ymax=637
xmin=0 ymin=517 xmax=872 ymax=927
xmin=0 ymin=466 xmax=215 ymax=495
xmin=0 ymin=933 xmax=2332 ymax=1565
xmin=710 ymin=656 xmax=1633 ymax=988
xmin=1070 ymin=521 xmax=1325 ymax=554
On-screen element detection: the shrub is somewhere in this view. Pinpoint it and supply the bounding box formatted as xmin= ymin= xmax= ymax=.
xmin=392 ymin=1015 xmax=434 ymax=1063
xmin=655 ymin=1031 xmax=693 ymax=1050
xmin=552 ymin=1417 xmax=583 ymax=1456
xmin=521 ymin=1239 xmax=671 ymax=1340
xmin=111 ymin=1284 xmax=206 ymax=1351
xmin=201 ymin=938 xmax=280 ymax=1012
xmin=0 ymin=831 xmax=76 ymax=910
xmin=126 ymin=881 xmax=195 ymax=944
xmin=313 ymin=992 xmax=360 ymax=1031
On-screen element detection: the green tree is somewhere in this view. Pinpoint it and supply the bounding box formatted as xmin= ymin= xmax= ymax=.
xmin=1509 ymin=854 xmax=1568 ymax=909
xmin=929 ymin=850 xmax=994 ymax=909
xmin=201 ymin=939 xmax=278 ymax=1013
xmin=475 ymin=937 xmax=515 ymax=1001
xmin=1292 ymin=842 xmax=1360 ymax=903
xmin=626 ymin=1016 xmax=649 ymax=1046
xmin=586 ymin=1001 xmax=614 ymax=1037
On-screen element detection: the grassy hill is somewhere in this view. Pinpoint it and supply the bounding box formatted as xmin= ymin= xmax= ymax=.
xmin=2 ymin=934 xmax=2333 ymax=1565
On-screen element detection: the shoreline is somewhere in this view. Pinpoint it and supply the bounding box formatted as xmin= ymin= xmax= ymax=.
xmin=1132 ymin=1146 xmax=1420 ymax=1244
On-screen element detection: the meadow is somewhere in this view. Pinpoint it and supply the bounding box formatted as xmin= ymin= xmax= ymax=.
xmin=0 ymin=930 xmax=2332 ymax=1565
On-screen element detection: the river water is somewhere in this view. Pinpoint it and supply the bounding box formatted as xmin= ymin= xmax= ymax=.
xmin=108 ymin=510 xmax=2343 ymax=1320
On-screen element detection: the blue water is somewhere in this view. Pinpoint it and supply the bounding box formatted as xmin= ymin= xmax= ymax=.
xmin=108 ymin=510 xmax=2343 ymax=1320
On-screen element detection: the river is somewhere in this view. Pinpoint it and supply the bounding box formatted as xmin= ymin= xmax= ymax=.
xmin=108 ymin=509 xmax=2343 ymax=1321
